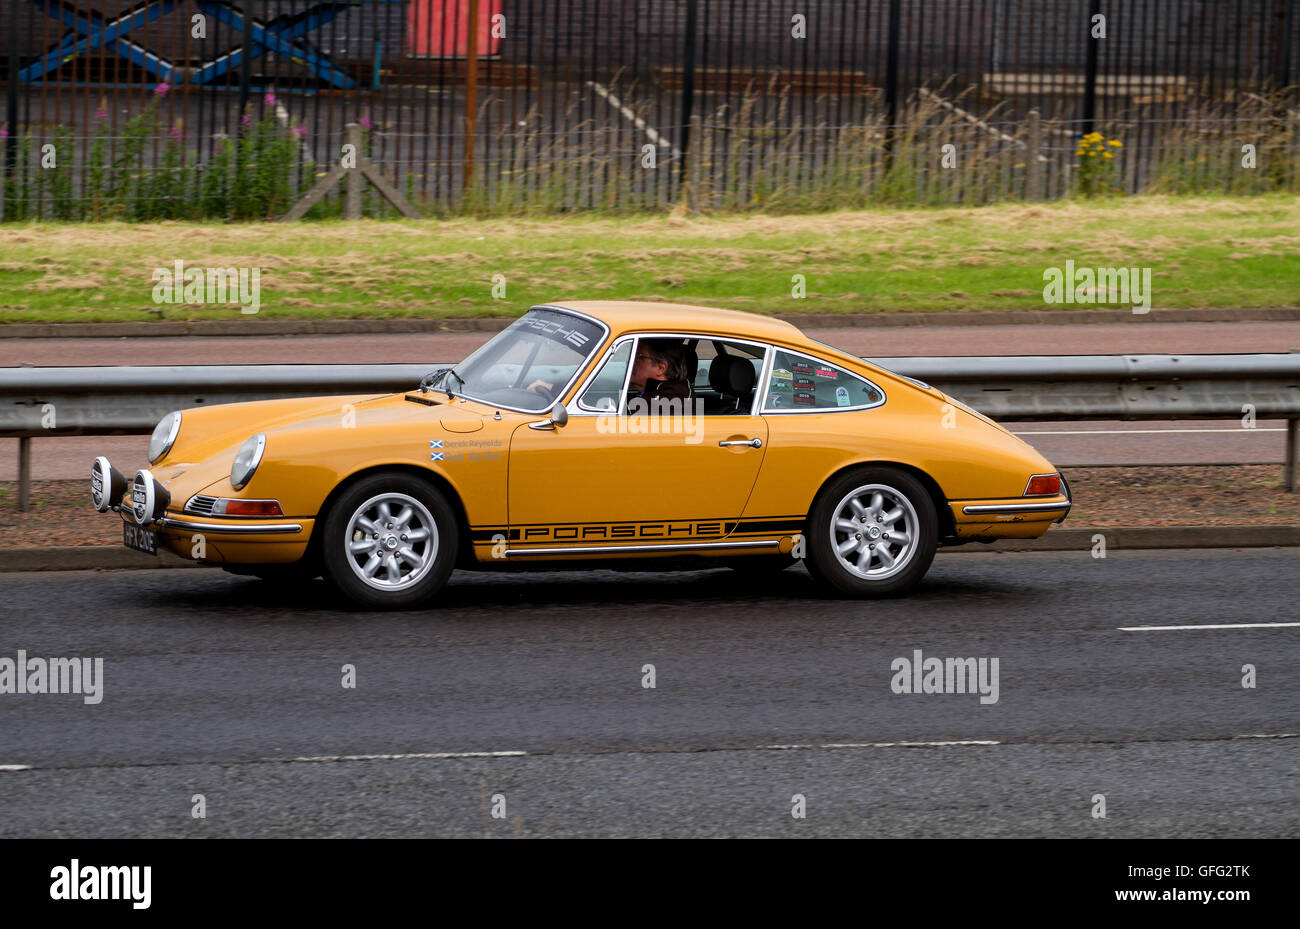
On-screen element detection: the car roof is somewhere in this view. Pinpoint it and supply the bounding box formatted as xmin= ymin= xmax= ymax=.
xmin=540 ymin=300 xmax=807 ymax=343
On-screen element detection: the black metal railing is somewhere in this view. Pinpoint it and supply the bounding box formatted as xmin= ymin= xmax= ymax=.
xmin=1 ymin=0 xmax=1296 ymax=219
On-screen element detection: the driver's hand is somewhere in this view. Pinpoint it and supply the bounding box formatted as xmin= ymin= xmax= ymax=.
xmin=526 ymin=379 xmax=554 ymax=394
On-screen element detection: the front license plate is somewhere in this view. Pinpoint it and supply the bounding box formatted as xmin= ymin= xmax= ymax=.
xmin=123 ymin=523 xmax=157 ymax=555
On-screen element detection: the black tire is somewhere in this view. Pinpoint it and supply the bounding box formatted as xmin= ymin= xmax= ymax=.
xmin=320 ymin=472 xmax=459 ymax=609
xmin=804 ymin=466 xmax=938 ymax=597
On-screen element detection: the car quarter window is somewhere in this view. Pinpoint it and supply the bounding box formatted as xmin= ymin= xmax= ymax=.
xmin=577 ymin=341 xmax=632 ymax=412
xmin=763 ymin=349 xmax=884 ymax=412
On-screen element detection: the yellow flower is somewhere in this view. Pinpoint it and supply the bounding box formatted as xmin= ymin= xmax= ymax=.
xmin=1102 ymin=152 xmax=1113 ymax=159
xmin=1088 ymin=151 xmax=1098 ymax=156
xmin=1109 ymin=140 xmax=1123 ymax=147
xmin=1076 ymin=149 xmax=1085 ymax=156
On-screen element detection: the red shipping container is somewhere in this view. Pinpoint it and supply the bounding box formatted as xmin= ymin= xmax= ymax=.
xmin=407 ymin=0 xmax=503 ymax=57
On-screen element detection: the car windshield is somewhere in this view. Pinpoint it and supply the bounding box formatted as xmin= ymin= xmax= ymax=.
xmin=430 ymin=308 xmax=606 ymax=412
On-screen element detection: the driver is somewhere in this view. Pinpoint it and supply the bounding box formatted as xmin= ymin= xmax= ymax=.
xmin=628 ymin=339 xmax=691 ymax=403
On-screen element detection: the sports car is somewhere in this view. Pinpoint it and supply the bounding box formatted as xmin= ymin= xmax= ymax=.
xmin=90 ymin=301 xmax=1070 ymax=607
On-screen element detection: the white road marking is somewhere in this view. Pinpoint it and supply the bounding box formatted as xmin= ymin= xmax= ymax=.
xmin=761 ymin=740 xmax=1000 ymax=750
xmin=1233 ymin=732 xmax=1299 ymax=740
xmin=1119 ymin=622 xmax=1300 ymax=631
xmin=10 ymin=732 xmax=1300 ymax=772
xmin=288 ymin=751 xmax=528 ymax=763
xmin=1014 ymin=428 xmax=1284 ymax=436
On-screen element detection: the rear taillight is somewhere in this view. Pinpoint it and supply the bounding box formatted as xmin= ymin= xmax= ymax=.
xmin=1023 ymin=473 xmax=1062 ymax=496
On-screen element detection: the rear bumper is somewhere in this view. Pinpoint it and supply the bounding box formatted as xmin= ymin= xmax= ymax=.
xmin=947 ymin=491 xmax=1071 ymax=540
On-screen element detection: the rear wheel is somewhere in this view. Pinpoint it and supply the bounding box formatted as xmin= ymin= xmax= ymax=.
xmin=804 ymin=467 xmax=938 ymax=597
xmin=321 ymin=473 xmax=459 ymax=609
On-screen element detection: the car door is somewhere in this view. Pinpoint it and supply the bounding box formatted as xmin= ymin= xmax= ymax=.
xmin=506 ymin=335 xmax=769 ymax=548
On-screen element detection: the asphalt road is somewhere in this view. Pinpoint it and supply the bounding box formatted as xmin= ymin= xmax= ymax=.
xmin=1 ymin=548 xmax=1296 ymax=837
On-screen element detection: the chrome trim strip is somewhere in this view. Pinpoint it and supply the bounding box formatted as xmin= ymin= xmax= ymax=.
xmin=184 ymin=493 xmax=219 ymax=516
xmin=961 ymin=501 xmax=1072 ymax=515
xmin=159 ymin=518 xmax=304 ymax=534
xmin=504 ymin=539 xmax=781 ymax=557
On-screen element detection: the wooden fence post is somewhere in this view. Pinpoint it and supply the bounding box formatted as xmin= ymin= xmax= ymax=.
xmin=1026 ymin=109 xmax=1041 ymax=200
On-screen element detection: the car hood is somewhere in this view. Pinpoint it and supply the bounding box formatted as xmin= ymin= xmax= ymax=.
xmin=156 ymin=391 xmax=477 ymax=469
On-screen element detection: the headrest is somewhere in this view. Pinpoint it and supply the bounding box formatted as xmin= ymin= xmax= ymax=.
xmin=708 ymin=355 xmax=756 ymax=395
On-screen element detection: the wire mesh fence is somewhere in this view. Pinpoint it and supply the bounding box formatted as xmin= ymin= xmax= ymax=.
xmin=1 ymin=0 xmax=1297 ymax=219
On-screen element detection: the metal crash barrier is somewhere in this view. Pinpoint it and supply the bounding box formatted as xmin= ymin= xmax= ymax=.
xmin=3 ymin=354 xmax=1299 ymax=510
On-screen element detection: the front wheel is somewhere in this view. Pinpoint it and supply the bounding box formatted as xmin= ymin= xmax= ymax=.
xmin=804 ymin=467 xmax=938 ymax=597
xmin=321 ymin=473 xmax=459 ymax=609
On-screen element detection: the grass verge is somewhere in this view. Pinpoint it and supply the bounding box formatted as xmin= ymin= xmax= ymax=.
xmin=0 ymin=195 xmax=1296 ymax=323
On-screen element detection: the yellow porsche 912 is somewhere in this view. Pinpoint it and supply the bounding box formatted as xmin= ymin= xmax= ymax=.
xmin=91 ymin=301 xmax=1070 ymax=608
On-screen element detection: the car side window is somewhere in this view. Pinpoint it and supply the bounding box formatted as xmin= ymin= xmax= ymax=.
xmin=763 ymin=350 xmax=883 ymax=412
xmin=577 ymin=341 xmax=632 ymax=412
xmin=691 ymin=340 xmax=766 ymax=416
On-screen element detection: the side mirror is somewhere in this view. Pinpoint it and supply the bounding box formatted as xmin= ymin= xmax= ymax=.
xmin=527 ymin=403 xmax=568 ymax=431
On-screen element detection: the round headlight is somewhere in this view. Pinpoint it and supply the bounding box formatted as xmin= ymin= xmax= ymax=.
xmin=91 ymin=456 xmax=126 ymax=513
xmin=231 ymin=434 xmax=266 ymax=490
xmin=130 ymin=469 xmax=170 ymax=525
xmin=148 ymin=411 xmax=182 ymax=464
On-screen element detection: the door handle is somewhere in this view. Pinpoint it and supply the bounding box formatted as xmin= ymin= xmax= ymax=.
xmin=718 ymin=438 xmax=762 ymax=448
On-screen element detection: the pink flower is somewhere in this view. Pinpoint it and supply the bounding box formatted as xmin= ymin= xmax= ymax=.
xmin=359 ymin=115 xmax=372 ymax=130
xmin=263 ymin=91 xmax=277 ymax=107
xmin=169 ymin=124 xmax=184 ymax=142
xmin=95 ymin=107 xmax=108 ymax=121
xmin=153 ymin=82 xmax=170 ymax=98
xmin=241 ymin=113 xmax=253 ymax=127
xmin=290 ymin=124 xmax=307 ymax=138
xmin=0 ymin=126 xmax=7 ymax=140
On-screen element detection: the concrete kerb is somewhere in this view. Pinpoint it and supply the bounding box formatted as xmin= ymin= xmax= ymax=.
xmin=4 ymin=526 xmax=1299 ymax=572
xmin=3 ymin=306 xmax=1300 ymax=339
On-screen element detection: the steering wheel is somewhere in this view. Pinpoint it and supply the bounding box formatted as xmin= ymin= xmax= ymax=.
xmin=528 ymin=382 xmax=556 ymax=404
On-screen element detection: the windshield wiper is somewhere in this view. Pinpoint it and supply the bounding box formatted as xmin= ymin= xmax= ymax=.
xmin=418 ymin=367 xmax=465 ymax=399
xmin=419 ymin=368 xmax=450 ymax=394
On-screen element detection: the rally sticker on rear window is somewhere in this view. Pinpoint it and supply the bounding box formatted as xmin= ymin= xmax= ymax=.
xmin=835 ymin=386 xmax=850 ymax=406
xmin=816 ymin=366 xmax=839 ymax=379
xmin=793 ymin=376 xmax=815 ymax=390
xmin=793 ymin=390 xmax=816 ymax=405
xmin=791 ymin=361 xmax=815 ymax=374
